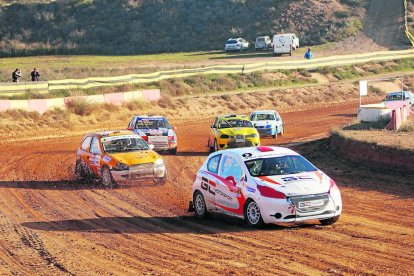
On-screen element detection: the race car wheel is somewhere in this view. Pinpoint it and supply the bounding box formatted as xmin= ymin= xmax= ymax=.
xmin=214 ymin=140 xmax=218 ymax=152
xmin=193 ymin=191 xmax=207 ymax=218
xmin=101 ymin=166 xmax=115 ymax=188
xmin=244 ymin=200 xmax=264 ymax=228
xmin=272 ymin=129 xmax=278 ymax=139
xmin=75 ymin=160 xmax=86 ymax=180
xmin=319 ymin=215 xmax=340 ymax=226
xmin=169 ymin=147 xmax=177 ymax=155
xmin=154 ymin=174 xmax=167 ymax=185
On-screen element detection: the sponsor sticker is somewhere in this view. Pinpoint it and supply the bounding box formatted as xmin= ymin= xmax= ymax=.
xmin=246 ymin=186 xmax=256 ymax=193
xmin=102 ymin=156 xmax=111 ymax=163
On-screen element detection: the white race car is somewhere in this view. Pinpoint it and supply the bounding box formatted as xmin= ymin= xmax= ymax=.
xmin=191 ymin=146 xmax=342 ymax=227
xmin=250 ymin=110 xmax=284 ymax=138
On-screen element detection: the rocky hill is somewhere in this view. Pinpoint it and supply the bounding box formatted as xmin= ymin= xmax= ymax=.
xmin=0 ymin=0 xmax=370 ymax=56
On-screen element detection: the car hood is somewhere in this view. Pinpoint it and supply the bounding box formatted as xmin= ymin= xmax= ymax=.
xmin=254 ymin=171 xmax=330 ymax=196
xmin=137 ymin=128 xmax=171 ymax=136
xmin=109 ymin=150 xmax=160 ymax=166
xmin=252 ymin=120 xmax=277 ymax=127
xmin=218 ymin=127 xmax=258 ymax=136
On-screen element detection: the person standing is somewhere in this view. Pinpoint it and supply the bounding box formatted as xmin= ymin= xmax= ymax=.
xmin=31 ymin=68 xmax=40 ymax=81
xmin=304 ymin=48 xmax=313 ymax=60
xmin=12 ymin=69 xmax=22 ymax=82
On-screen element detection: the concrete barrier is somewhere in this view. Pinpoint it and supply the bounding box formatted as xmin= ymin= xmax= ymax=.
xmin=357 ymin=103 xmax=391 ymax=122
xmin=0 ymin=89 xmax=160 ymax=114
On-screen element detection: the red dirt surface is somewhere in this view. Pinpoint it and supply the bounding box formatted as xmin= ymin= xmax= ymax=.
xmin=0 ymin=101 xmax=412 ymax=275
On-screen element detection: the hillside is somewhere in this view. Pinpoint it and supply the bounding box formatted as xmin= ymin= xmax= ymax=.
xmin=0 ymin=0 xmax=369 ymax=56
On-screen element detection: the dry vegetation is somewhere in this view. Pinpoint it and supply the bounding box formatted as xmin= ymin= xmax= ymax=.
xmin=0 ymin=81 xmax=377 ymax=143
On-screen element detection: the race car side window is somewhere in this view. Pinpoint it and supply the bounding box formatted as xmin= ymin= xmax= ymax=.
xmin=219 ymin=155 xmax=243 ymax=181
xmin=128 ymin=117 xmax=136 ymax=129
xmin=90 ymin=136 xmax=102 ymax=155
xmin=207 ymin=154 xmax=222 ymax=174
xmin=81 ymin=136 xmax=92 ymax=151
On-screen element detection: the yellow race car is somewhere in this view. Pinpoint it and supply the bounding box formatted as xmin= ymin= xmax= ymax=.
xmin=208 ymin=114 xmax=260 ymax=152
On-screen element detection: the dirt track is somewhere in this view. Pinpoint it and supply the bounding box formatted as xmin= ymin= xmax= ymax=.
xmin=0 ymin=101 xmax=413 ymax=275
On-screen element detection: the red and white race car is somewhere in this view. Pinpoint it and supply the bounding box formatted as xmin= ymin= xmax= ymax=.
xmin=191 ymin=146 xmax=342 ymax=227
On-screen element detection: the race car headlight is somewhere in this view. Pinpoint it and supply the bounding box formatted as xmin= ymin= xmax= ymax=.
xmin=113 ymin=162 xmax=129 ymax=171
xmin=154 ymin=158 xmax=164 ymax=166
xmin=246 ymin=133 xmax=258 ymax=138
xmin=220 ymin=134 xmax=230 ymax=139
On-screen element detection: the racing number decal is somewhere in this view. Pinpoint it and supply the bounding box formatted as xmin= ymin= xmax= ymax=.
xmin=201 ymin=177 xmax=216 ymax=195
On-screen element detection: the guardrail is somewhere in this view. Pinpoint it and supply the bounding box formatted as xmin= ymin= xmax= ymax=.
xmin=1 ymin=49 xmax=414 ymax=95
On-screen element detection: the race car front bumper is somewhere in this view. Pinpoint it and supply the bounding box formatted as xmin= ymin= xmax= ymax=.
xmin=218 ymin=137 xmax=260 ymax=150
xmin=111 ymin=162 xmax=166 ymax=182
xmin=258 ymin=193 xmax=342 ymax=224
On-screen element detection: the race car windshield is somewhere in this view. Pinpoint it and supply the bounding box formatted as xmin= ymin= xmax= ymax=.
xmin=250 ymin=114 xmax=275 ymax=121
xmin=244 ymin=155 xmax=317 ymax=176
xmin=135 ymin=119 xmax=171 ymax=129
xmin=385 ymin=93 xmax=403 ymax=101
xmin=102 ymin=137 xmax=149 ymax=153
xmin=219 ymin=119 xmax=253 ymax=128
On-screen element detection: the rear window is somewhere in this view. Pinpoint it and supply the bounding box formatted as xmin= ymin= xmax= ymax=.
xmin=226 ymin=40 xmax=238 ymax=44
xmin=81 ymin=136 xmax=92 ymax=151
xmin=386 ymin=93 xmax=403 ymax=101
xmin=256 ymin=37 xmax=265 ymax=42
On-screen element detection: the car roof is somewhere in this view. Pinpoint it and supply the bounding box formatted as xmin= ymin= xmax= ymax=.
xmin=91 ymin=130 xmax=138 ymax=137
xmin=217 ymin=146 xmax=299 ymax=160
xmin=250 ymin=110 xmax=276 ymax=114
xmin=387 ymin=91 xmax=411 ymax=95
xmin=218 ymin=114 xmax=249 ymax=120
xmin=133 ymin=115 xmax=165 ymax=119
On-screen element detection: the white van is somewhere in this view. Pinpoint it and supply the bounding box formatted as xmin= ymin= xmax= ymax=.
xmin=272 ymin=33 xmax=299 ymax=56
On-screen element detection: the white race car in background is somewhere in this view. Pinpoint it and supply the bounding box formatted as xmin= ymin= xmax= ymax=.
xmin=250 ymin=110 xmax=284 ymax=138
xmin=191 ymin=146 xmax=342 ymax=227
xmin=127 ymin=115 xmax=178 ymax=154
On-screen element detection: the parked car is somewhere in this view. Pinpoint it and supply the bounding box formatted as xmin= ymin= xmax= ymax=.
xmin=208 ymin=114 xmax=260 ymax=152
xmin=127 ymin=115 xmax=178 ymax=154
xmin=75 ymin=131 xmax=166 ymax=187
xmin=191 ymin=146 xmax=342 ymax=227
xmin=249 ymin=110 xmax=284 ymax=138
xmin=225 ymin=38 xmax=250 ymax=52
xmin=255 ymin=36 xmax=272 ymax=50
xmin=272 ymin=33 xmax=299 ymax=56
xmin=384 ymin=91 xmax=414 ymax=107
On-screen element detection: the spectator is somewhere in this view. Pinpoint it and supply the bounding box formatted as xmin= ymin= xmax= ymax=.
xmin=12 ymin=69 xmax=22 ymax=82
xmin=304 ymin=48 xmax=313 ymax=60
xmin=31 ymin=68 xmax=40 ymax=81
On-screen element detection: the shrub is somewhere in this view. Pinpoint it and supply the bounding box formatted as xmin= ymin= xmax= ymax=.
xmin=66 ymin=97 xmax=94 ymax=116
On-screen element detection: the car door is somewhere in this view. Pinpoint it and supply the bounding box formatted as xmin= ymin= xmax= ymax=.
xmin=215 ymin=154 xmax=245 ymax=216
xmin=89 ymin=135 xmax=103 ymax=176
xmin=77 ymin=135 xmax=94 ymax=177
xmin=199 ymin=154 xmax=222 ymax=210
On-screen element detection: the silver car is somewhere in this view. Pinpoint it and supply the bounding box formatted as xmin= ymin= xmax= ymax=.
xmin=225 ymin=38 xmax=250 ymax=52
xmin=255 ymin=36 xmax=272 ymax=50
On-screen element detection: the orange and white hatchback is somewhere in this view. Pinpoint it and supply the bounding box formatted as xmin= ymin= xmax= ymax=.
xmin=75 ymin=130 xmax=166 ymax=187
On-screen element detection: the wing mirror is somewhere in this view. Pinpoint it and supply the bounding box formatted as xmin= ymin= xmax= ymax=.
xmin=225 ymin=176 xmax=236 ymax=186
xmin=211 ymin=125 xmax=216 ymax=129
xmin=148 ymin=144 xmax=155 ymax=150
xmin=173 ymin=126 xmax=177 ymax=131
xmin=240 ymin=173 xmax=247 ymax=182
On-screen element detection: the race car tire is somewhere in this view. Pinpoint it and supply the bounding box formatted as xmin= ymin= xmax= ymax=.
xmin=154 ymin=174 xmax=167 ymax=185
xmin=272 ymin=129 xmax=278 ymax=139
xmin=193 ymin=191 xmax=208 ymax=218
xmin=75 ymin=160 xmax=86 ymax=180
xmin=319 ymin=215 xmax=340 ymax=225
xmin=169 ymin=147 xmax=177 ymax=155
xmin=244 ymin=199 xmax=264 ymax=228
xmin=214 ymin=140 xmax=218 ymax=152
xmin=101 ymin=166 xmax=115 ymax=188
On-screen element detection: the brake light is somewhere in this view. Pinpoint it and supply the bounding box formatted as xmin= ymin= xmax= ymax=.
xmin=141 ymin=135 xmax=148 ymax=141
xmin=168 ymin=136 xmax=175 ymax=141
xmin=257 ymin=185 xmax=285 ymax=199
